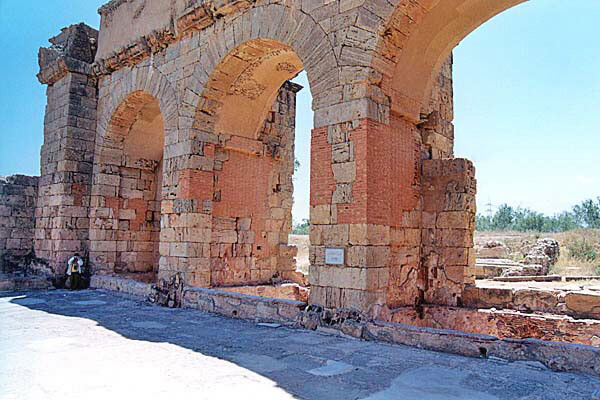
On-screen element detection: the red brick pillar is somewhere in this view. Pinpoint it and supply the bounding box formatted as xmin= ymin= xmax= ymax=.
xmin=308 ymin=118 xmax=391 ymax=315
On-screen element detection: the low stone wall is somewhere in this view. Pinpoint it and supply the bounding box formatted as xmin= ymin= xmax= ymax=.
xmin=0 ymin=273 xmax=53 ymax=291
xmin=464 ymin=286 xmax=600 ymax=320
xmin=388 ymin=305 xmax=600 ymax=347
xmin=365 ymin=321 xmax=600 ymax=377
xmin=182 ymin=287 xmax=306 ymax=325
xmin=219 ymin=283 xmax=309 ymax=303
xmin=0 ymin=175 xmax=39 ymax=273
xmin=90 ymin=274 xmax=153 ymax=299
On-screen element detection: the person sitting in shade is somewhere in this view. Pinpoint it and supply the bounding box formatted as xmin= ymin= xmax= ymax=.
xmin=66 ymin=253 xmax=84 ymax=290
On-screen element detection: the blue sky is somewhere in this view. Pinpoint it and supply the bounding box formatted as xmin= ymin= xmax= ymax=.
xmin=1 ymin=1 xmax=598 ymax=223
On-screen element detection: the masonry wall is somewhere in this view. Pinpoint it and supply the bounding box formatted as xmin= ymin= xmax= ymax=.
xmin=209 ymin=82 xmax=300 ymax=287
xmin=419 ymin=56 xmax=455 ymax=160
xmin=419 ymin=159 xmax=477 ymax=307
xmin=89 ymin=90 xmax=164 ymax=283
xmin=0 ymin=176 xmax=39 ymax=273
xmin=35 ymin=23 xmax=99 ymax=275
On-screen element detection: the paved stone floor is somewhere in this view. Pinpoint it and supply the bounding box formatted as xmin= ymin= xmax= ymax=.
xmin=1 ymin=290 xmax=599 ymax=400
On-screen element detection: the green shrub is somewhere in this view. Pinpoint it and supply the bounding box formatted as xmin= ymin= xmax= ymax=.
xmin=292 ymin=219 xmax=310 ymax=235
xmin=567 ymin=240 xmax=598 ymax=262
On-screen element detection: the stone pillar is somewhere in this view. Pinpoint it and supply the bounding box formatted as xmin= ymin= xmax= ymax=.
xmin=34 ymin=24 xmax=98 ymax=275
xmin=420 ymin=159 xmax=477 ymax=306
xmin=418 ymin=56 xmax=455 ymax=160
xmin=309 ymin=57 xmax=461 ymax=317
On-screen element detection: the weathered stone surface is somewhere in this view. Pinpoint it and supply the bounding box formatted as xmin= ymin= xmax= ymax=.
xmin=478 ymin=240 xmax=510 ymax=259
xmin=0 ymin=175 xmax=41 ymax=275
xmin=523 ymin=238 xmax=560 ymax=271
xmin=565 ymin=292 xmax=600 ymax=319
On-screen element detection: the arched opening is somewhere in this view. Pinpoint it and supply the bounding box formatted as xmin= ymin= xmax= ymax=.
xmin=189 ymin=38 xmax=312 ymax=300
xmin=386 ymin=0 xmax=527 ymax=122
xmin=90 ymin=91 xmax=164 ymax=283
xmin=451 ymin=3 xmax=600 ymax=285
xmin=378 ymin=0 xmax=600 ymax=338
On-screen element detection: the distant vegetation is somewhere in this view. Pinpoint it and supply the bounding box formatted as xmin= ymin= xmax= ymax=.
xmin=477 ymin=197 xmax=600 ymax=233
xmin=292 ymin=219 xmax=310 ymax=235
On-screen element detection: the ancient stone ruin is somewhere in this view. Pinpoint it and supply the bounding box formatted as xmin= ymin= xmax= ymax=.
xmin=1 ymin=0 xmax=599 ymax=374
xmin=475 ymin=238 xmax=561 ymax=278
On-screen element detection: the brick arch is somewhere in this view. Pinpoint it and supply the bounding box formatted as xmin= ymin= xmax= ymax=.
xmin=97 ymin=66 xmax=178 ymax=142
xmin=372 ymin=0 xmax=526 ymax=122
xmin=180 ymin=3 xmax=339 ymax=126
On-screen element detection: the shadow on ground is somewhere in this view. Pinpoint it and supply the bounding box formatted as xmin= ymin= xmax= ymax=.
xmin=1 ymin=289 xmax=599 ymax=400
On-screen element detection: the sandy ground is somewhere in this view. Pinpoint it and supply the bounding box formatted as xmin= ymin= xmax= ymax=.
xmin=1 ymin=289 xmax=599 ymax=400
xmin=289 ymin=234 xmax=310 ymax=274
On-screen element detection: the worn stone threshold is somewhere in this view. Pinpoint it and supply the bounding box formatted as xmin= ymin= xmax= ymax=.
xmin=88 ymin=274 xmax=600 ymax=377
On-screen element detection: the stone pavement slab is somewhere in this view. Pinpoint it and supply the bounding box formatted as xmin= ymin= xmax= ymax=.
xmin=1 ymin=289 xmax=599 ymax=400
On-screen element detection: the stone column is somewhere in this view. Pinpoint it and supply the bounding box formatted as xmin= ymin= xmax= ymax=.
xmin=308 ymin=57 xmax=460 ymax=317
xmin=34 ymin=24 xmax=98 ymax=275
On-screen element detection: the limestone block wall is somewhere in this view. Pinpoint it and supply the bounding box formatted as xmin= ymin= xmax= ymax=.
xmin=0 ymin=176 xmax=39 ymax=272
xmin=35 ymin=24 xmax=98 ymax=275
xmin=89 ymin=90 xmax=164 ymax=283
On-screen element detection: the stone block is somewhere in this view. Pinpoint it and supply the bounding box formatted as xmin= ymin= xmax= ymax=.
xmin=332 ymin=183 xmax=353 ymax=204
xmin=310 ymin=205 xmax=331 ymax=225
xmin=565 ymin=292 xmax=600 ymax=318
xmin=237 ymin=217 xmax=251 ymax=231
xmin=436 ymin=211 xmax=472 ymax=229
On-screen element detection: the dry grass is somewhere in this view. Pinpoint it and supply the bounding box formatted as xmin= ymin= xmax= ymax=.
xmin=550 ymin=229 xmax=600 ymax=276
xmin=476 ymin=229 xmax=600 ymax=277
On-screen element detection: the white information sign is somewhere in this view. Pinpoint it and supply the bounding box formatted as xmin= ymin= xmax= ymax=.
xmin=325 ymin=248 xmax=345 ymax=265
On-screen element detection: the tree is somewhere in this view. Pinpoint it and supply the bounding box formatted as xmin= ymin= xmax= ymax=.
xmin=492 ymin=204 xmax=515 ymax=230
xmin=573 ymin=198 xmax=600 ymax=228
xmin=292 ymin=219 xmax=310 ymax=235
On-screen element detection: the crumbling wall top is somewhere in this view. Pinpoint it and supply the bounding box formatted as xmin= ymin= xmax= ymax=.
xmin=38 ymin=23 xmax=98 ymax=85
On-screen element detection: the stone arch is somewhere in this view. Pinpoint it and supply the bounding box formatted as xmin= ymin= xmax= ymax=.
xmin=90 ymin=82 xmax=171 ymax=283
xmin=375 ymin=0 xmax=527 ymax=122
xmin=179 ymin=3 xmax=339 ymax=126
xmin=170 ymin=31 xmax=313 ymax=288
xmin=97 ymin=66 xmax=178 ymax=142
xmin=194 ymin=38 xmax=305 ymax=140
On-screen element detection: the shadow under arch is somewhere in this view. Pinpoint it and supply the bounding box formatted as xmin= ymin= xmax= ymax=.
xmin=195 ymin=38 xmax=305 ymax=140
